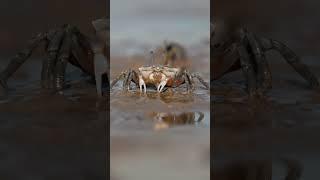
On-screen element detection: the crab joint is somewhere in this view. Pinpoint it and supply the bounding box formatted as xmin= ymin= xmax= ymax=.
xmin=139 ymin=76 xmax=146 ymax=93
xmin=157 ymin=78 xmax=168 ymax=93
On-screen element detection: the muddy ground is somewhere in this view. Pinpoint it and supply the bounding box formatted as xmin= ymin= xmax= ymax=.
xmin=0 ymin=59 xmax=107 ymax=180
xmin=0 ymin=49 xmax=319 ymax=179
xmin=110 ymin=53 xmax=210 ymax=180
xmin=0 ymin=51 xmax=210 ymax=180
xmin=214 ymin=55 xmax=320 ymax=179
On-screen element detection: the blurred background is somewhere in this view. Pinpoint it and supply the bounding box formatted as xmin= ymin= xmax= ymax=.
xmin=0 ymin=0 xmax=107 ymax=57
xmin=212 ymin=0 xmax=320 ymax=56
xmin=111 ymin=0 xmax=209 ymax=56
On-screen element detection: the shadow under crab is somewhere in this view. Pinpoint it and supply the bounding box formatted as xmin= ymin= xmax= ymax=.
xmin=110 ymin=65 xmax=209 ymax=93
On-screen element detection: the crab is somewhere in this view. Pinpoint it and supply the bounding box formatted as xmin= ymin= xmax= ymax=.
xmin=110 ymin=65 xmax=209 ymax=93
xmin=0 ymin=18 xmax=109 ymax=97
xmin=211 ymin=21 xmax=319 ymax=96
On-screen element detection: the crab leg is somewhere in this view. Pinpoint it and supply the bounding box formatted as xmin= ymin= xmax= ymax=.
xmin=182 ymin=71 xmax=194 ymax=92
xmin=125 ymin=70 xmax=134 ymax=90
xmin=192 ymin=73 xmax=209 ymax=90
xmin=237 ymin=43 xmax=257 ymax=95
xmin=183 ymin=73 xmax=191 ymax=92
xmin=55 ymin=27 xmax=73 ymax=92
xmin=139 ymin=75 xmax=146 ymax=93
xmin=265 ymin=38 xmax=319 ymax=88
xmin=246 ymin=32 xmax=272 ymax=92
xmin=110 ymin=71 xmax=127 ymax=89
xmin=42 ymin=28 xmax=65 ymax=89
xmin=123 ymin=70 xmax=132 ymax=91
xmin=186 ymin=71 xmax=195 ymax=92
xmin=0 ymin=32 xmax=47 ymax=91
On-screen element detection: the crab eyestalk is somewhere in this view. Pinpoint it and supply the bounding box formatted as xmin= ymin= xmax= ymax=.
xmin=157 ymin=78 xmax=168 ymax=93
xmin=139 ymin=75 xmax=146 ymax=93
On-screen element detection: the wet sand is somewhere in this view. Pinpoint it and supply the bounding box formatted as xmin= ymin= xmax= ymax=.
xmin=1 ymin=52 xmax=319 ymax=179
xmin=110 ymin=54 xmax=210 ymax=180
xmin=0 ymin=59 xmax=107 ymax=179
xmin=213 ymin=56 xmax=320 ymax=179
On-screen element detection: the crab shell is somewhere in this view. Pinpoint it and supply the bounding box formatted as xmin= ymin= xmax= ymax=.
xmin=138 ymin=66 xmax=183 ymax=87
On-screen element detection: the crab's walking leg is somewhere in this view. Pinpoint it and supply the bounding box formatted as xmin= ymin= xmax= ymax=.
xmin=0 ymin=32 xmax=46 ymax=91
xmin=246 ymin=32 xmax=272 ymax=93
xmin=110 ymin=71 xmax=127 ymax=89
xmin=184 ymin=70 xmax=195 ymax=92
xmin=55 ymin=28 xmax=73 ymax=92
xmin=71 ymin=27 xmax=96 ymax=73
xmin=138 ymin=75 xmax=146 ymax=93
xmin=192 ymin=73 xmax=209 ymax=90
xmin=122 ymin=69 xmax=132 ymax=91
xmin=261 ymin=38 xmax=320 ymax=88
xmin=237 ymin=43 xmax=257 ymax=95
xmin=42 ymin=29 xmax=65 ymax=89
xmin=124 ymin=70 xmax=134 ymax=91
xmin=183 ymin=73 xmax=191 ymax=92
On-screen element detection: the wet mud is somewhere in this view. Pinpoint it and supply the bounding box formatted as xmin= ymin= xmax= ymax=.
xmin=0 ymin=59 xmax=107 ymax=179
xmin=213 ymin=57 xmax=320 ymax=179
xmin=110 ymin=54 xmax=210 ymax=180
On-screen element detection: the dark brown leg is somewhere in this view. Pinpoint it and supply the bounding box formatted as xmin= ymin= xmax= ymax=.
xmin=237 ymin=43 xmax=257 ymax=95
xmin=122 ymin=70 xmax=130 ymax=91
xmin=184 ymin=70 xmax=195 ymax=92
xmin=55 ymin=28 xmax=73 ymax=92
xmin=70 ymin=29 xmax=95 ymax=74
xmin=183 ymin=73 xmax=191 ymax=92
xmin=0 ymin=33 xmax=46 ymax=93
xmin=263 ymin=38 xmax=319 ymax=89
xmin=246 ymin=32 xmax=272 ymax=94
xmin=42 ymin=29 xmax=65 ymax=89
xmin=192 ymin=73 xmax=209 ymax=89
xmin=123 ymin=69 xmax=133 ymax=91
xmin=110 ymin=71 xmax=127 ymax=89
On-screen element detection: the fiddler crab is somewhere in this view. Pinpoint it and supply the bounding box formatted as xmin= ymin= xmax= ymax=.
xmin=110 ymin=65 xmax=209 ymax=93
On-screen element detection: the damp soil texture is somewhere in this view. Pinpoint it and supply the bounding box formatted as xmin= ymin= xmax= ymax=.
xmin=110 ymin=55 xmax=210 ymax=180
xmin=0 ymin=59 xmax=107 ymax=180
xmin=213 ymin=56 xmax=320 ymax=179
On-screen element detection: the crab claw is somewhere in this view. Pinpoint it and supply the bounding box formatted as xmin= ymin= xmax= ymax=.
xmin=157 ymin=79 xmax=168 ymax=93
xmin=139 ymin=76 xmax=146 ymax=93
